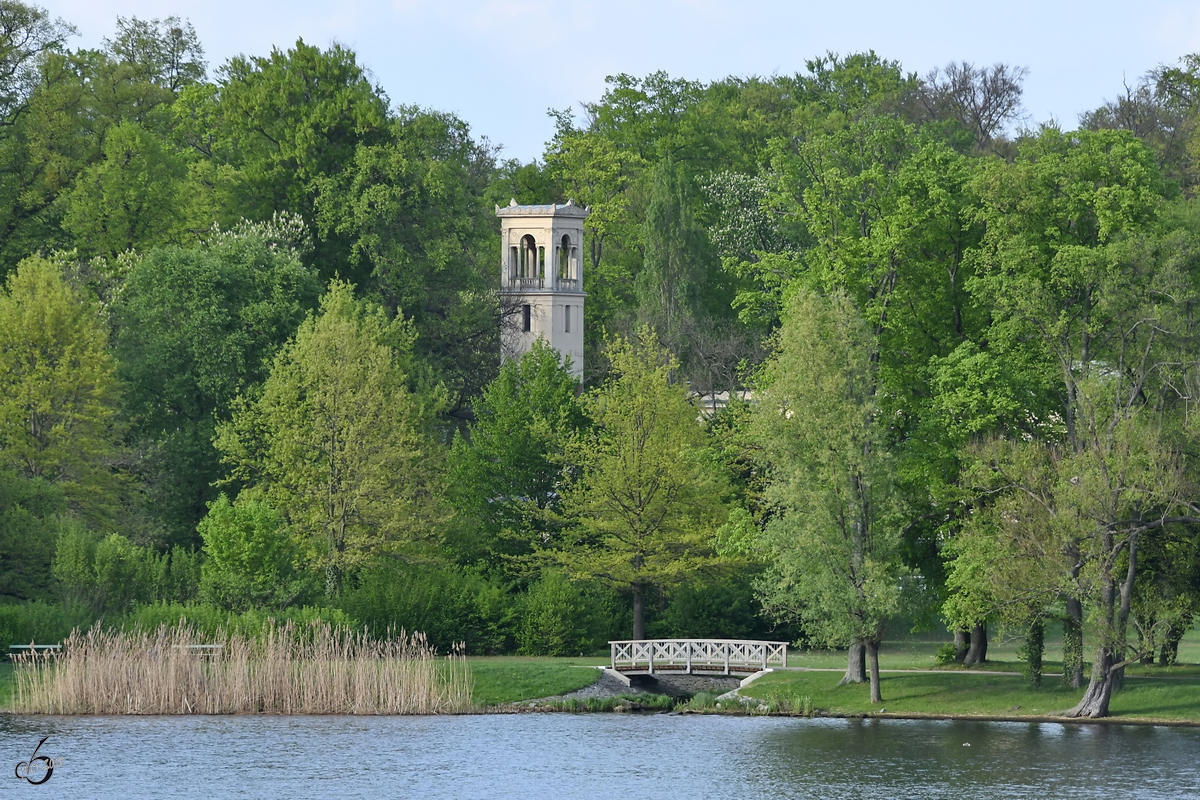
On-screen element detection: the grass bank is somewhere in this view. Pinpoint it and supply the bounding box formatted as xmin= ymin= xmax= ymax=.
xmin=468 ymin=656 xmax=604 ymax=706
xmin=738 ymin=670 xmax=1200 ymax=723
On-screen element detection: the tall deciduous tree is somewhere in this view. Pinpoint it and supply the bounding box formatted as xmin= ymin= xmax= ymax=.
xmin=953 ymin=128 xmax=1200 ymax=717
xmin=0 ymin=254 xmax=124 ymax=526
xmin=313 ymin=108 xmax=498 ymax=407
xmin=0 ymin=0 xmax=75 ymax=127
xmin=116 ymin=221 xmax=319 ymax=544
xmin=447 ymin=340 xmax=587 ymax=578
xmin=554 ymin=329 xmax=727 ymax=639
xmin=753 ymin=290 xmax=909 ymax=704
xmin=186 ymin=39 xmax=389 ymax=285
xmin=215 ymin=281 xmax=445 ymax=596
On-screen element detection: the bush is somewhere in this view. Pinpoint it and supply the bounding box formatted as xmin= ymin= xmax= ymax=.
xmin=198 ymin=494 xmax=316 ymax=611
xmin=934 ymin=642 xmax=958 ymax=666
xmin=649 ymin=571 xmax=792 ymax=641
xmin=0 ymin=601 xmax=93 ymax=657
xmin=517 ymin=573 xmax=626 ymax=656
xmin=114 ymin=601 xmax=355 ymax=638
xmin=52 ymin=525 xmax=203 ymax=614
xmin=339 ymin=561 xmax=515 ymax=654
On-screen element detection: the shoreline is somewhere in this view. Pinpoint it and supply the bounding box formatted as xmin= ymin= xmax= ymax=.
xmin=491 ymin=703 xmax=1200 ymax=727
xmin=3 ymin=704 xmax=1199 ymax=728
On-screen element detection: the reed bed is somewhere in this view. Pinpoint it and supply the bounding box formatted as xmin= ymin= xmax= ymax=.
xmin=9 ymin=621 xmax=473 ymax=715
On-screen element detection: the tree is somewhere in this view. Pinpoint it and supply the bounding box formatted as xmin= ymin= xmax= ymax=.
xmin=752 ymin=290 xmax=909 ymax=704
xmin=0 ymin=469 xmax=62 ymax=601
xmin=0 ymin=0 xmax=75 ymax=128
xmin=918 ymin=62 xmax=1027 ymax=151
xmin=103 ymin=15 xmax=205 ymax=95
xmin=188 ymin=39 xmax=390 ymax=285
xmin=197 ymin=493 xmax=312 ymax=611
xmin=0 ymin=254 xmax=124 ymax=527
xmin=553 ymin=329 xmax=727 ymax=639
xmin=313 ymin=108 xmax=498 ymax=407
xmin=953 ymin=128 xmax=1200 ymax=717
xmin=447 ymin=340 xmax=588 ymax=578
xmin=215 ymin=281 xmax=445 ymax=596
xmin=637 ymin=156 xmax=711 ymax=352
xmin=116 ymin=221 xmax=319 ymax=544
xmin=60 ymin=120 xmax=186 ymax=259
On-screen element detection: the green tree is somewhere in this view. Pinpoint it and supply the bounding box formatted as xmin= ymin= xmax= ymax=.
xmin=951 ymin=128 xmax=1200 ymax=717
xmin=60 ymin=120 xmax=186 ymax=259
xmin=447 ymin=339 xmax=587 ymax=578
xmin=215 ymin=281 xmax=445 ymax=596
xmin=197 ymin=493 xmax=312 ymax=611
xmin=752 ymin=290 xmax=909 ymax=704
xmin=314 ymin=108 xmax=497 ymax=406
xmin=184 ymin=39 xmax=389 ymax=285
xmin=0 ymin=254 xmax=124 ymax=526
xmin=0 ymin=0 xmax=75 ymax=127
xmin=637 ymin=156 xmax=709 ymax=344
xmin=0 ymin=469 xmax=62 ymax=601
xmin=553 ymin=329 xmax=728 ymax=639
xmin=116 ymin=222 xmax=319 ymax=543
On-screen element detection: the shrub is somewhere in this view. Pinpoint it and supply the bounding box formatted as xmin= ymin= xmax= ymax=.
xmin=197 ymin=494 xmax=316 ymax=611
xmin=115 ymin=602 xmax=355 ymax=638
xmin=52 ymin=525 xmax=202 ymax=614
xmin=339 ymin=561 xmax=515 ymax=654
xmin=649 ymin=571 xmax=794 ymax=641
xmin=0 ymin=601 xmax=93 ymax=657
xmin=934 ymin=642 xmax=958 ymax=666
xmin=517 ymin=573 xmax=624 ymax=656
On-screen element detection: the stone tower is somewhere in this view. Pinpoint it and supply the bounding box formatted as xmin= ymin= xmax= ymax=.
xmin=496 ymin=199 xmax=588 ymax=380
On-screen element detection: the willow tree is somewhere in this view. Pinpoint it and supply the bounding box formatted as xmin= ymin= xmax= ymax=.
xmin=216 ymin=281 xmax=445 ymax=596
xmin=753 ymin=290 xmax=908 ymax=704
xmin=554 ymin=329 xmax=727 ymax=640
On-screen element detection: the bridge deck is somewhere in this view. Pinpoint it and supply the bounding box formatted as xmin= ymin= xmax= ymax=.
xmin=610 ymin=639 xmax=787 ymax=676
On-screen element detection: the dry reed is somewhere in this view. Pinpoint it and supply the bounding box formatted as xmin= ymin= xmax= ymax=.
xmin=9 ymin=621 xmax=473 ymax=715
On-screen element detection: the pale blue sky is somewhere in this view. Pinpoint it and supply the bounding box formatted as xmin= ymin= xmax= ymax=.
xmin=40 ymin=0 xmax=1200 ymax=162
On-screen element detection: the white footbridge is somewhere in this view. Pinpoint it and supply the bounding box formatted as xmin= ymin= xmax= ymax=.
xmin=609 ymin=639 xmax=788 ymax=677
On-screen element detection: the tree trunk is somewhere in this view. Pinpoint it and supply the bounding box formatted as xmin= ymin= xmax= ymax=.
xmin=839 ymin=640 xmax=867 ymax=685
xmin=1066 ymin=646 xmax=1115 ymax=718
xmin=632 ymin=583 xmax=645 ymax=640
xmin=1136 ymin=613 xmax=1157 ymax=665
xmin=963 ymin=623 xmax=987 ymax=666
xmin=866 ymin=639 xmax=882 ymax=704
xmin=1062 ymin=600 xmax=1084 ymax=689
xmin=953 ymin=629 xmax=969 ymax=663
xmin=1023 ymin=617 xmax=1044 ymax=688
xmin=1160 ymin=621 xmax=1187 ymax=666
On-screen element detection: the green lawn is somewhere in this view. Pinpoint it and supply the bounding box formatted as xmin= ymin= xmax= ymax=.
xmin=783 ymin=623 xmax=1200 ymax=679
xmin=740 ymin=668 xmax=1200 ymax=722
xmin=468 ymin=656 xmax=603 ymax=705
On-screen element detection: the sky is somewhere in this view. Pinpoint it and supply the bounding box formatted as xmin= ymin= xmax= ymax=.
xmin=37 ymin=0 xmax=1200 ymax=162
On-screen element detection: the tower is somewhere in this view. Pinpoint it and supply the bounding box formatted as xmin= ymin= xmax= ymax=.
xmin=497 ymin=198 xmax=588 ymax=380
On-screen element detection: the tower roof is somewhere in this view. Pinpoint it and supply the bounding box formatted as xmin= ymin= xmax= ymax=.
xmin=495 ymin=198 xmax=590 ymax=219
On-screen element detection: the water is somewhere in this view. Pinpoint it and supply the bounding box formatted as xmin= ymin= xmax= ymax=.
xmin=3 ymin=713 xmax=1197 ymax=799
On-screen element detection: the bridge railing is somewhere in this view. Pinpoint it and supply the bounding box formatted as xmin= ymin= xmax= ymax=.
xmin=609 ymin=639 xmax=788 ymax=675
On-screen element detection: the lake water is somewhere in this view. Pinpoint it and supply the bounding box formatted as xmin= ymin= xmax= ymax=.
xmin=3 ymin=713 xmax=1197 ymax=798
